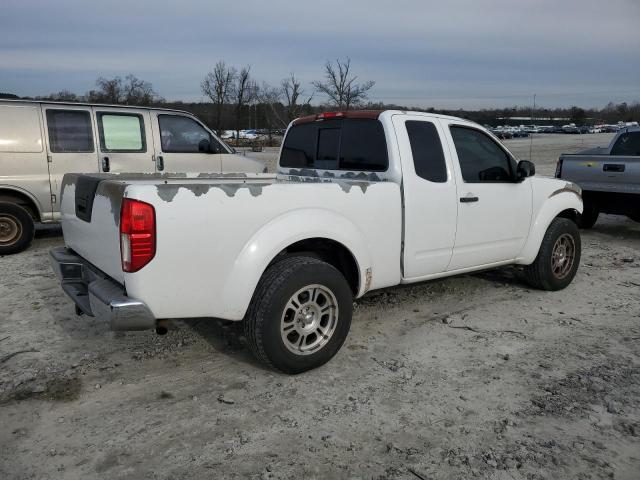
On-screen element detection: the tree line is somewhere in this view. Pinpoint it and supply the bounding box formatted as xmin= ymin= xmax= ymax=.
xmin=2 ymin=58 xmax=639 ymax=133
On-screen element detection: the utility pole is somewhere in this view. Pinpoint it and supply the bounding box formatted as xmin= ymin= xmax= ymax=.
xmin=529 ymin=93 xmax=536 ymax=161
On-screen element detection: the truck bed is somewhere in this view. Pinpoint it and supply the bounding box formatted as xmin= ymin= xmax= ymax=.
xmin=59 ymin=172 xmax=402 ymax=320
xmin=558 ymin=154 xmax=640 ymax=194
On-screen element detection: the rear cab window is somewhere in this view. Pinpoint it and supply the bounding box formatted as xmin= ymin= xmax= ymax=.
xmin=280 ymin=117 xmax=388 ymax=172
xmin=611 ymin=131 xmax=640 ymax=155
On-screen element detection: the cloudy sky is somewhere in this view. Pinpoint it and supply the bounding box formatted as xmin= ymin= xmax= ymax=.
xmin=1 ymin=0 xmax=639 ymax=109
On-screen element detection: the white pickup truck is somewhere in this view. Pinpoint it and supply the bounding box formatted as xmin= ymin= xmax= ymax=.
xmin=50 ymin=110 xmax=583 ymax=373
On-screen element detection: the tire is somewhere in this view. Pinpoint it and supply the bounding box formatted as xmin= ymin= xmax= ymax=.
xmin=244 ymin=256 xmax=353 ymax=374
xmin=0 ymin=202 xmax=35 ymax=255
xmin=524 ymin=217 xmax=581 ymax=291
xmin=577 ymin=202 xmax=599 ymax=229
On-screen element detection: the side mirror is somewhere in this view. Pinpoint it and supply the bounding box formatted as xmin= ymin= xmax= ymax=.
xmin=516 ymin=160 xmax=535 ymax=181
xmin=198 ymin=138 xmax=211 ymax=153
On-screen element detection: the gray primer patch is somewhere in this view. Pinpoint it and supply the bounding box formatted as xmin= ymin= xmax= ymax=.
xmin=156 ymin=185 xmax=181 ymax=202
xmin=96 ymin=181 xmax=127 ymax=224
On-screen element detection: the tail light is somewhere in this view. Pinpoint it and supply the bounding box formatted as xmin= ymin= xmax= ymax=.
xmin=120 ymin=198 xmax=156 ymax=272
xmin=555 ymin=158 xmax=563 ymax=178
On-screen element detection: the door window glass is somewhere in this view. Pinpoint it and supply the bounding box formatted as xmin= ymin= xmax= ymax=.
xmin=97 ymin=113 xmax=145 ymax=152
xmin=46 ymin=110 xmax=94 ymax=153
xmin=158 ymin=115 xmax=215 ymax=153
xmin=450 ymin=126 xmax=513 ymax=182
xmin=611 ymin=132 xmax=640 ymax=155
xmin=406 ymin=121 xmax=447 ymax=182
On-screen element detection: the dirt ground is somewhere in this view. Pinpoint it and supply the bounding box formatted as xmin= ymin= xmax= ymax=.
xmin=1 ymin=133 xmax=639 ymax=480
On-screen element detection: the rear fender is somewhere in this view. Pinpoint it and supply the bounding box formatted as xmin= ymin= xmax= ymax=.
xmin=220 ymin=208 xmax=370 ymax=319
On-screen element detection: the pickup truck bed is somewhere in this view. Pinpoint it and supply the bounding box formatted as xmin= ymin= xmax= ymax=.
xmin=57 ymin=172 xmax=401 ymax=322
xmin=557 ymin=127 xmax=640 ymax=226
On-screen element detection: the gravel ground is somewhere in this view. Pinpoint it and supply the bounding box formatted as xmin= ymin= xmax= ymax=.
xmin=1 ymin=133 xmax=639 ymax=480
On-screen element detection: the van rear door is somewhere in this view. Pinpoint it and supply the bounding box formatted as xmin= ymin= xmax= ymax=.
xmin=92 ymin=107 xmax=156 ymax=174
xmin=42 ymin=104 xmax=100 ymax=214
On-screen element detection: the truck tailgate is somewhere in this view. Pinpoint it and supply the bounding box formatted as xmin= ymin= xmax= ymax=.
xmin=560 ymin=155 xmax=640 ymax=194
xmin=59 ymin=174 xmax=126 ymax=283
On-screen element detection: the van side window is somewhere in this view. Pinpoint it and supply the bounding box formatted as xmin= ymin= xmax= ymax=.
xmin=611 ymin=132 xmax=640 ymax=156
xmin=97 ymin=113 xmax=146 ymax=152
xmin=158 ymin=115 xmax=220 ymax=153
xmin=0 ymin=105 xmax=43 ymax=153
xmin=450 ymin=126 xmax=513 ymax=182
xmin=46 ymin=110 xmax=94 ymax=153
xmin=406 ymin=121 xmax=447 ymax=182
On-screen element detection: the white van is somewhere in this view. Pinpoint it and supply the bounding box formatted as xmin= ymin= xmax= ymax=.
xmin=0 ymin=100 xmax=264 ymax=254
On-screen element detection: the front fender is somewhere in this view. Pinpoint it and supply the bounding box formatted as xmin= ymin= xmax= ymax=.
xmin=517 ymin=190 xmax=583 ymax=264
xmin=219 ymin=208 xmax=371 ymax=319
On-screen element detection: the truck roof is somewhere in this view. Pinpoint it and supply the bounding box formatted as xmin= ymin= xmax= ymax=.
xmin=292 ymin=109 xmax=476 ymax=125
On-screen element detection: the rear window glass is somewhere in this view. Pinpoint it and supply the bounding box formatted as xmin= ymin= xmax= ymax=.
xmin=46 ymin=110 xmax=94 ymax=153
xmin=611 ymin=132 xmax=640 ymax=156
xmin=280 ymin=118 xmax=388 ymax=171
xmin=406 ymin=121 xmax=447 ymax=182
xmin=0 ymin=105 xmax=43 ymax=153
xmin=98 ymin=113 xmax=145 ymax=152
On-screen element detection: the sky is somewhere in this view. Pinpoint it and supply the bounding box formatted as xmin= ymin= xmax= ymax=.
xmin=1 ymin=0 xmax=639 ymax=109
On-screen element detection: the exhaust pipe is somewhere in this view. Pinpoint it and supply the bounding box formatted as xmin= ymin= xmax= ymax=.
xmin=155 ymin=319 xmax=169 ymax=335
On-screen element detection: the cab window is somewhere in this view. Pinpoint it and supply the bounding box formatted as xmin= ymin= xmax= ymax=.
xmin=158 ymin=115 xmax=223 ymax=153
xmin=450 ymin=126 xmax=514 ymax=182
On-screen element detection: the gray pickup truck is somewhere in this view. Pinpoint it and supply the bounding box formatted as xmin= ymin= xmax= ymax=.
xmin=556 ymin=126 xmax=640 ymax=228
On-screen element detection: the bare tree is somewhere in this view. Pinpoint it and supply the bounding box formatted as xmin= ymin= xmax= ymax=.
xmin=122 ymin=74 xmax=161 ymax=105
xmin=232 ymin=66 xmax=253 ymax=140
xmin=281 ymin=73 xmax=313 ymax=121
xmin=201 ymin=61 xmax=236 ymax=134
xmin=312 ymin=58 xmax=374 ymax=110
xmin=87 ymin=75 xmax=161 ymax=105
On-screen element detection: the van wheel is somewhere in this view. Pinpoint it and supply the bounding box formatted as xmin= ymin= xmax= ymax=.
xmin=524 ymin=218 xmax=581 ymax=291
xmin=244 ymin=256 xmax=353 ymax=374
xmin=0 ymin=202 xmax=35 ymax=255
xmin=577 ymin=203 xmax=599 ymax=229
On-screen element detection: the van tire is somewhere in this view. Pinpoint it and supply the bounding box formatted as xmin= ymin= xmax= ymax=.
xmin=524 ymin=217 xmax=581 ymax=291
xmin=244 ymin=256 xmax=353 ymax=374
xmin=0 ymin=202 xmax=35 ymax=255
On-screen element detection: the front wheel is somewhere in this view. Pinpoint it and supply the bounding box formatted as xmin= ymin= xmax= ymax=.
xmin=0 ymin=202 xmax=35 ymax=255
xmin=524 ymin=218 xmax=581 ymax=291
xmin=244 ymin=256 xmax=353 ymax=374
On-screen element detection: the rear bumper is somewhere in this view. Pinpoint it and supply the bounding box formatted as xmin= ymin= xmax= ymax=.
xmin=49 ymin=246 xmax=155 ymax=331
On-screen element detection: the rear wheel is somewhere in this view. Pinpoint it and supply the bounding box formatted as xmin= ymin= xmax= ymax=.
xmin=244 ymin=256 xmax=353 ymax=374
xmin=524 ymin=217 xmax=581 ymax=291
xmin=577 ymin=202 xmax=599 ymax=229
xmin=0 ymin=202 xmax=35 ymax=255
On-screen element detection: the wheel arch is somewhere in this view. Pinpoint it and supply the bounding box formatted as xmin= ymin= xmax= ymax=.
xmin=219 ymin=208 xmax=371 ymax=320
xmin=0 ymin=186 xmax=43 ymax=221
xmin=517 ymin=193 xmax=582 ymax=265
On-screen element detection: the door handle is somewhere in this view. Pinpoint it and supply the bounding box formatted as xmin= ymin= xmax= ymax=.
xmin=460 ymin=195 xmax=479 ymax=203
xmin=157 ymin=155 xmax=164 ymax=171
xmin=101 ymin=156 xmax=110 ymax=172
xmin=603 ymin=164 xmax=624 ymax=172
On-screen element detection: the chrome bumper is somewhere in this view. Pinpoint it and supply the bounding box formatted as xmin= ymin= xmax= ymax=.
xmin=49 ymin=247 xmax=155 ymax=331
